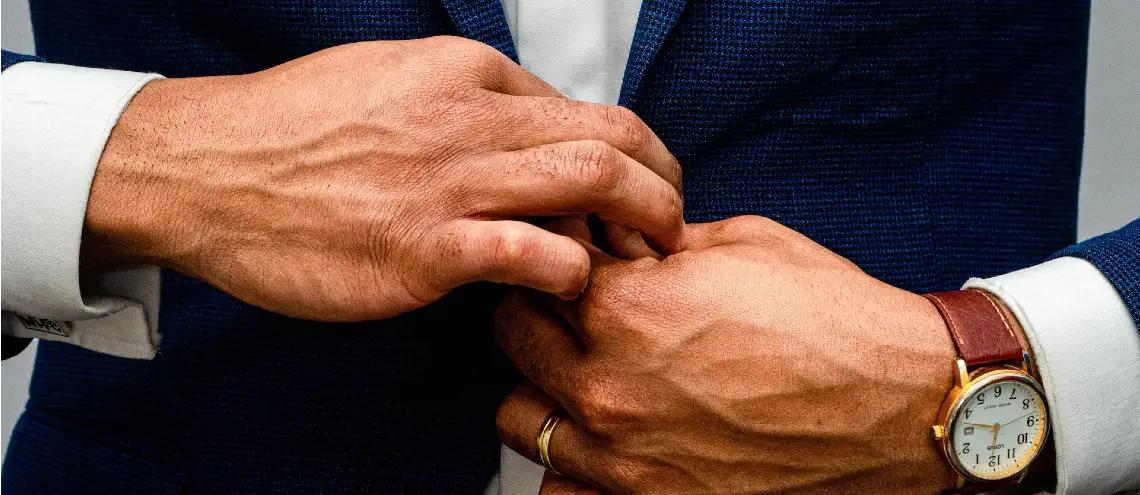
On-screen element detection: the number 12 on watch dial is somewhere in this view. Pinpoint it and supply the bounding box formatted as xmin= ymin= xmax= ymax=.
xmin=950 ymin=380 xmax=1048 ymax=481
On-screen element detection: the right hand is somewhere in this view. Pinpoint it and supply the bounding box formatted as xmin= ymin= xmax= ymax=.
xmin=83 ymin=36 xmax=684 ymax=321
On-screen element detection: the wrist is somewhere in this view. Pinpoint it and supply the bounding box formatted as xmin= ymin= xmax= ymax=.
xmin=976 ymin=292 xmax=1056 ymax=492
xmin=923 ymin=289 xmax=1053 ymax=494
xmin=82 ymin=77 xmax=218 ymax=273
xmin=984 ymin=291 xmax=1038 ymax=377
xmin=910 ymin=292 xmax=962 ymax=492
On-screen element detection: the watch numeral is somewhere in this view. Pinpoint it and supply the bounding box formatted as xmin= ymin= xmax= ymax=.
xmin=1009 ymin=387 xmax=1018 ymax=400
xmin=965 ymin=409 xmax=973 ymax=420
xmin=994 ymin=386 xmax=1002 ymax=398
xmin=961 ymin=443 xmax=970 ymax=454
xmin=977 ymin=394 xmax=985 ymax=405
xmin=1007 ymin=448 xmax=1016 ymax=459
xmin=1017 ymin=433 xmax=1029 ymax=445
xmin=1027 ymin=416 xmax=1036 ymax=427
xmin=989 ymin=455 xmax=999 ymax=467
xmin=1023 ymin=398 xmax=1031 ymax=410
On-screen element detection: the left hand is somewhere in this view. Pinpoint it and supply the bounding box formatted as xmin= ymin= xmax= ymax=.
xmin=494 ymin=216 xmax=958 ymax=494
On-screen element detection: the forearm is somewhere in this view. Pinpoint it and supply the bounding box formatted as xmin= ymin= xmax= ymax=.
xmin=81 ymin=76 xmax=238 ymax=275
xmin=9 ymin=37 xmax=688 ymax=334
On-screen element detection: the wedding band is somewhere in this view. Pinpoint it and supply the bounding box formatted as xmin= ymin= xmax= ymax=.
xmin=537 ymin=408 xmax=565 ymax=475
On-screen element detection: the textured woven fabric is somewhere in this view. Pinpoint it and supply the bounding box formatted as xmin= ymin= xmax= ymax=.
xmin=1 ymin=51 xmax=43 ymax=68
xmin=2 ymin=0 xmax=1137 ymax=494
xmin=1054 ymin=220 xmax=1140 ymax=324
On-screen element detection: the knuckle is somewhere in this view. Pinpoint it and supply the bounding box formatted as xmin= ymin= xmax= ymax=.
xmin=566 ymin=140 xmax=623 ymax=192
xmin=662 ymin=190 xmax=684 ymax=225
xmin=435 ymin=35 xmax=482 ymax=54
xmin=718 ymin=214 xmax=776 ymax=239
xmin=426 ymin=35 xmax=464 ymax=46
xmin=571 ymin=375 xmax=624 ymax=431
xmin=732 ymin=214 xmax=775 ymax=228
xmin=439 ymin=37 xmax=507 ymax=84
xmin=459 ymin=39 xmax=503 ymax=68
xmin=666 ymin=158 xmax=683 ymax=188
xmin=484 ymin=225 xmax=532 ymax=271
xmin=602 ymin=105 xmax=651 ymax=153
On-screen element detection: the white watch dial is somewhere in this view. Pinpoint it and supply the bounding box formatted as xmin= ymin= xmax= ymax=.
xmin=949 ymin=378 xmax=1048 ymax=481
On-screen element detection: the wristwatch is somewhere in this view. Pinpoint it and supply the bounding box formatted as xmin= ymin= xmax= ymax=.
xmin=924 ymin=289 xmax=1051 ymax=494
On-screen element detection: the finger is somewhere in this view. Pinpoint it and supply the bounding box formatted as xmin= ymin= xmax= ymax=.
xmin=540 ymin=472 xmax=603 ymax=495
xmin=430 ymin=220 xmax=589 ymax=299
xmin=497 ymin=382 xmax=609 ymax=488
xmin=494 ymin=291 xmax=588 ymax=391
xmin=534 ymin=242 xmax=624 ymax=340
xmin=541 ymin=216 xmax=593 ymax=243
xmin=493 ymin=96 xmax=683 ymax=193
xmin=479 ymin=141 xmax=684 ymax=253
xmin=603 ymin=223 xmax=663 ymax=261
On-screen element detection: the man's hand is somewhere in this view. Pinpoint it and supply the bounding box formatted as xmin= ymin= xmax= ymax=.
xmin=81 ymin=36 xmax=683 ymax=321
xmin=495 ymin=216 xmax=958 ymax=494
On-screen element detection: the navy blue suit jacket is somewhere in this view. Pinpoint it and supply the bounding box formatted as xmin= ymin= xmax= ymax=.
xmin=3 ymin=1 xmax=1137 ymax=493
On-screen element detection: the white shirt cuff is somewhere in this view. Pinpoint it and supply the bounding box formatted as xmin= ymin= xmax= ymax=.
xmin=964 ymin=257 xmax=1140 ymax=495
xmin=488 ymin=444 xmax=545 ymax=495
xmin=1 ymin=61 xmax=164 ymax=359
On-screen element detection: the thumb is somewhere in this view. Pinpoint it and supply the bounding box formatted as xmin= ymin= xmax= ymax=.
xmin=603 ymin=222 xmax=664 ymax=261
xmin=539 ymin=472 xmax=603 ymax=495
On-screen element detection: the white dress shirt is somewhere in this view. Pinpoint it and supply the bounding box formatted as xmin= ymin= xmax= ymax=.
xmin=1 ymin=1 xmax=1138 ymax=494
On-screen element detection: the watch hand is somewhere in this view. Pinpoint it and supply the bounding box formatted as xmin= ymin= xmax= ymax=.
xmin=1001 ymin=413 xmax=1033 ymax=428
xmin=991 ymin=424 xmax=999 ymax=454
xmin=964 ymin=423 xmax=995 ymax=429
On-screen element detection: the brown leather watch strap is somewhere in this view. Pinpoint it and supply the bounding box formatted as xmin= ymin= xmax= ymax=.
xmin=924 ymin=289 xmax=1023 ymax=367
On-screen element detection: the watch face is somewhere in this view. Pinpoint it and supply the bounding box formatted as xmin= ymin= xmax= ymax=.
xmin=948 ymin=376 xmax=1049 ymax=481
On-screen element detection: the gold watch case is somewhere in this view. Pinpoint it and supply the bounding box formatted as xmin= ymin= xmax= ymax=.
xmin=931 ymin=357 xmax=1051 ymax=485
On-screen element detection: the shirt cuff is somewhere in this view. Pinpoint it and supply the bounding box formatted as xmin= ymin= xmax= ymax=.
xmin=964 ymin=257 xmax=1140 ymax=495
xmin=489 ymin=444 xmax=545 ymax=495
xmin=1 ymin=61 xmax=164 ymax=359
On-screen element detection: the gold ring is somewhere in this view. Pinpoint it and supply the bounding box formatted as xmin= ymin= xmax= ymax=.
xmin=537 ymin=408 xmax=565 ymax=475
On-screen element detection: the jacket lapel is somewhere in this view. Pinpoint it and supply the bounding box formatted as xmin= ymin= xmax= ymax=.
xmin=439 ymin=0 xmax=519 ymax=62
xmin=619 ymin=0 xmax=689 ymax=108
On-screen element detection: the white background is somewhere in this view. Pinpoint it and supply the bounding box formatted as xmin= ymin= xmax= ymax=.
xmin=3 ymin=0 xmax=1139 ymax=465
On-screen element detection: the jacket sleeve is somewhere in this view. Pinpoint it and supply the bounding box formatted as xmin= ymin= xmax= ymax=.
xmin=1052 ymin=219 xmax=1140 ymax=324
xmin=2 ymin=50 xmax=44 ymax=70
